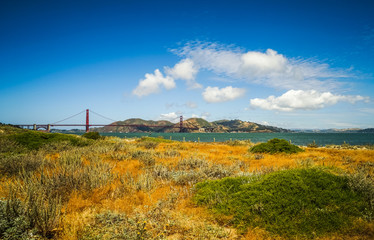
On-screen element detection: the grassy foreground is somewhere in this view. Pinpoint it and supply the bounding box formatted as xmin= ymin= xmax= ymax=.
xmin=0 ymin=125 xmax=373 ymax=239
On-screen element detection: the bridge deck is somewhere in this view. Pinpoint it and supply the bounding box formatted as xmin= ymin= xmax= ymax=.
xmin=16 ymin=124 xmax=198 ymax=130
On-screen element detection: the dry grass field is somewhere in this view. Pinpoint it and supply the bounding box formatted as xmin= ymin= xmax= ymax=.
xmin=0 ymin=127 xmax=373 ymax=239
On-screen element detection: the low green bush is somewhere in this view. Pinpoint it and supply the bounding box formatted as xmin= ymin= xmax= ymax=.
xmin=249 ymin=138 xmax=303 ymax=154
xmin=193 ymin=168 xmax=373 ymax=238
xmin=8 ymin=131 xmax=91 ymax=150
xmin=0 ymin=124 xmax=26 ymax=135
xmin=82 ymin=131 xmax=102 ymax=140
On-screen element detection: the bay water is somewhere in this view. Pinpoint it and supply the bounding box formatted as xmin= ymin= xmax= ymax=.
xmin=99 ymin=132 xmax=374 ymax=146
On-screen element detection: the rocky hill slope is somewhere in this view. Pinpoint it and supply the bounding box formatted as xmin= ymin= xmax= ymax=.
xmin=93 ymin=118 xmax=290 ymax=133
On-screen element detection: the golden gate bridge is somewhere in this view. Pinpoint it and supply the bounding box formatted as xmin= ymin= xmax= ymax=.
xmin=15 ymin=109 xmax=193 ymax=133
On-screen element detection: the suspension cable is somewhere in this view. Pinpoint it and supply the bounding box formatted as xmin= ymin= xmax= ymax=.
xmin=89 ymin=110 xmax=118 ymax=123
xmin=52 ymin=110 xmax=86 ymax=124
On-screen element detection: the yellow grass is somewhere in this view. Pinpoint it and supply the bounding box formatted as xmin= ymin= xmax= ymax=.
xmin=1 ymin=137 xmax=373 ymax=239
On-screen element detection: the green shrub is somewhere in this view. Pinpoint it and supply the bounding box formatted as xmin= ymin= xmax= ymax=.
xmin=0 ymin=198 xmax=32 ymax=240
xmin=249 ymin=138 xmax=303 ymax=154
xmin=0 ymin=124 xmax=26 ymax=135
xmin=24 ymin=187 xmax=62 ymax=238
xmin=347 ymin=171 xmax=374 ymax=220
xmin=82 ymin=131 xmax=102 ymax=140
xmin=0 ymin=153 xmax=43 ymax=176
xmin=0 ymin=185 xmax=61 ymax=239
xmin=8 ymin=131 xmax=90 ymax=150
xmin=193 ymin=168 xmax=373 ymax=238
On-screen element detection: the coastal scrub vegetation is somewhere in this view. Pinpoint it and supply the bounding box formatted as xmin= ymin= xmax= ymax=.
xmin=5 ymin=130 xmax=91 ymax=151
xmin=81 ymin=131 xmax=102 ymax=140
xmin=249 ymin=138 xmax=303 ymax=154
xmin=0 ymin=125 xmax=373 ymax=239
xmin=194 ymin=168 xmax=372 ymax=238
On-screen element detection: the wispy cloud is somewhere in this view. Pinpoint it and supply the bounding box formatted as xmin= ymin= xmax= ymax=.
xmin=250 ymin=90 xmax=369 ymax=111
xmin=174 ymin=41 xmax=352 ymax=91
xmin=203 ymin=86 xmax=246 ymax=103
xmin=133 ymin=41 xmax=356 ymax=99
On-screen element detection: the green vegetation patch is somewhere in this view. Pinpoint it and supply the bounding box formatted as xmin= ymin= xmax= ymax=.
xmin=82 ymin=131 xmax=102 ymax=140
xmin=250 ymin=138 xmax=303 ymax=154
xmin=0 ymin=124 xmax=26 ymax=135
xmin=193 ymin=168 xmax=372 ymax=238
xmin=7 ymin=131 xmax=91 ymax=150
xmin=138 ymin=136 xmax=172 ymax=143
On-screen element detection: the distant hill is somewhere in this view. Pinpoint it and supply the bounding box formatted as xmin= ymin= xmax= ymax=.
xmin=293 ymin=128 xmax=374 ymax=133
xmin=358 ymin=128 xmax=374 ymax=133
xmin=92 ymin=118 xmax=174 ymax=133
xmin=212 ymin=119 xmax=288 ymax=133
xmin=93 ymin=118 xmax=291 ymax=133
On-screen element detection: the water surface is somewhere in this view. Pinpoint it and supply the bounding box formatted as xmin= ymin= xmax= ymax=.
xmin=97 ymin=132 xmax=374 ymax=146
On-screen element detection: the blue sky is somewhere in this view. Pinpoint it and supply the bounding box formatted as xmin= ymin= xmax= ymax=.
xmin=1 ymin=0 xmax=373 ymax=129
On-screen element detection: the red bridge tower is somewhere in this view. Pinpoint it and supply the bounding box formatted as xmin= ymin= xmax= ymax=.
xmin=86 ymin=109 xmax=90 ymax=132
xmin=179 ymin=115 xmax=183 ymax=133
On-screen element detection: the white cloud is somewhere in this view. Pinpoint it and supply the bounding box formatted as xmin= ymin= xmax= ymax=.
xmin=175 ymin=42 xmax=352 ymax=91
xmin=133 ymin=42 xmax=359 ymax=100
xmin=203 ymin=86 xmax=246 ymax=103
xmin=241 ymin=49 xmax=287 ymax=75
xmin=132 ymin=69 xmax=175 ymax=97
xmin=250 ymin=90 xmax=369 ymax=111
xmin=159 ymin=112 xmax=180 ymax=122
xmin=165 ymin=58 xmax=201 ymax=89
